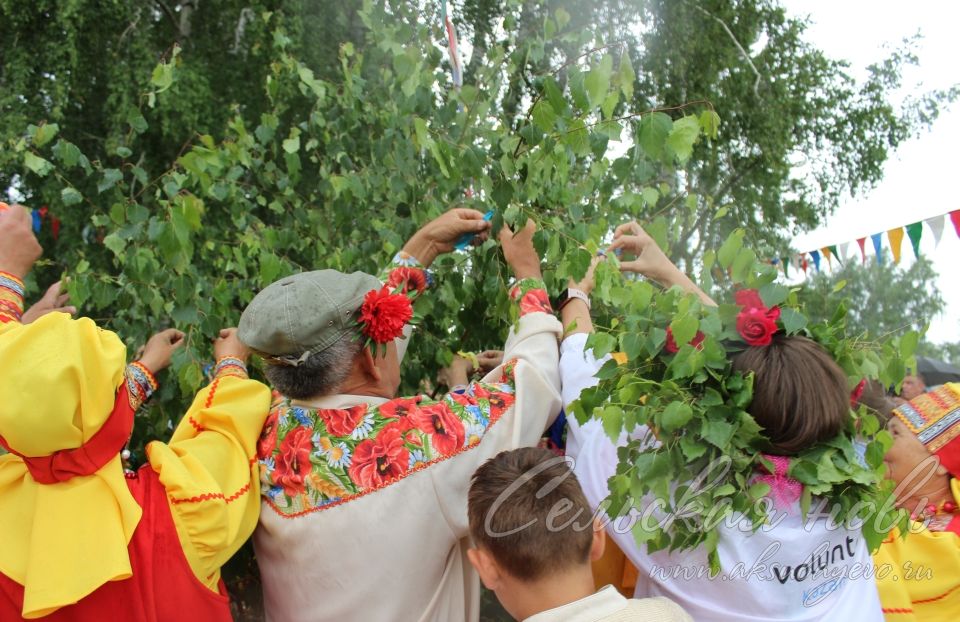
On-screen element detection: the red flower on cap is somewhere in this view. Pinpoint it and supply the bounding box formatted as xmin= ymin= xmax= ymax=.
xmin=664 ymin=327 xmax=706 ymax=354
xmin=386 ymin=267 xmax=427 ymax=295
xmin=358 ymin=286 xmax=413 ymax=344
xmin=318 ymin=404 xmax=368 ymax=437
xmin=735 ymin=288 xmax=781 ymax=347
xmin=272 ymin=425 xmax=313 ymax=497
xmin=349 ymin=425 xmax=410 ymax=490
xmin=411 ymin=402 xmax=466 ymax=456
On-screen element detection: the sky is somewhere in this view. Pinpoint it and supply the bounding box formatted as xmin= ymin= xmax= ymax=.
xmin=779 ymin=0 xmax=960 ymax=345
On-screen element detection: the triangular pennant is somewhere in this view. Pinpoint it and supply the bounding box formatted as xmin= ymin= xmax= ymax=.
xmin=781 ymin=257 xmax=790 ymax=278
xmin=951 ymin=210 xmax=960 ymax=239
xmin=810 ymin=249 xmax=821 ymax=272
xmin=927 ymin=215 xmax=945 ymax=248
xmin=52 ymin=217 xmax=61 ymax=241
xmin=820 ymin=247 xmax=833 ymax=269
xmin=800 ymin=254 xmax=808 ymax=275
xmin=828 ymin=244 xmax=840 ymax=265
xmin=838 ymin=242 xmax=851 ymax=262
xmin=871 ymin=233 xmax=884 ymax=265
xmin=888 ymin=228 xmax=905 ymax=264
xmin=856 ymin=238 xmax=867 ymax=263
xmin=906 ymin=222 xmax=923 ymax=259
xmin=31 ymin=210 xmax=41 ymax=233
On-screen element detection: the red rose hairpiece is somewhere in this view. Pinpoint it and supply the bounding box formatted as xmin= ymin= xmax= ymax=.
xmin=357 ymin=286 xmax=414 ymax=347
xmin=734 ymin=288 xmax=781 ymax=347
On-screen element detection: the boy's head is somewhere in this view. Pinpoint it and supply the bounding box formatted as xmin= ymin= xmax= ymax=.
xmin=732 ymin=335 xmax=849 ymax=454
xmin=467 ymin=447 xmax=604 ymax=618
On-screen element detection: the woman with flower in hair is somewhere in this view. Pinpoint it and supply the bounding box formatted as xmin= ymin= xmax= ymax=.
xmin=558 ymin=221 xmax=883 ymax=621
xmin=873 ymin=385 xmax=960 ymax=620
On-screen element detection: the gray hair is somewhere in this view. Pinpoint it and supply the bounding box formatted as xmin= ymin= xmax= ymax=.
xmin=263 ymin=334 xmax=363 ymax=400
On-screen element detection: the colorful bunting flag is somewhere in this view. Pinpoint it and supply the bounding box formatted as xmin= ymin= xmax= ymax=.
xmin=906 ymin=222 xmax=923 ymax=259
xmin=838 ymin=242 xmax=851 ymax=262
xmin=856 ymin=238 xmax=867 ymax=263
xmin=800 ymin=254 xmax=808 ymax=275
xmin=887 ymin=227 xmax=904 ymax=264
xmin=810 ymin=249 xmax=821 ymax=272
xmin=31 ymin=210 xmax=41 ymax=233
xmin=927 ymin=215 xmax=945 ymax=248
xmin=781 ymin=257 xmax=790 ymax=278
xmin=820 ymin=247 xmax=832 ymax=269
xmin=951 ymin=210 xmax=960 ymax=239
xmin=871 ymin=233 xmax=883 ymax=265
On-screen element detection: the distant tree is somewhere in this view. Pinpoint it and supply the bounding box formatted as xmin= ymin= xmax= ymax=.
xmin=799 ymin=253 xmax=945 ymax=341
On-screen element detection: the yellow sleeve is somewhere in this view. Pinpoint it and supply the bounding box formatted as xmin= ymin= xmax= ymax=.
xmin=874 ymin=530 xmax=919 ymax=621
xmin=146 ymin=364 xmax=272 ymax=590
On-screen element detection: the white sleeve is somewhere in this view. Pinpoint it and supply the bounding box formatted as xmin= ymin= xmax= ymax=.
xmin=559 ymin=333 xmax=619 ymax=510
xmin=434 ymin=311 xmax=564 ymax=536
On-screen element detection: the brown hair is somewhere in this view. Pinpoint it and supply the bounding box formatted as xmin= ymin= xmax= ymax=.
xmin=732 ymin=335 xmax=849 ymax=454
xmin=468 ymin=447 xmax=594 ymax=582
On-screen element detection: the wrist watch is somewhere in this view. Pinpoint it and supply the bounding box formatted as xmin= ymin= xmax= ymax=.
xmin=554 ymin=287 xmax=591 ymax=311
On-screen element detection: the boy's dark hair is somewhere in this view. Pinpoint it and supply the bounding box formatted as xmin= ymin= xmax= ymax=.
xmin=732 ymin=335 xmax=849 ymax=454
xmin=468 ymin=447 xmax=594 ymax=582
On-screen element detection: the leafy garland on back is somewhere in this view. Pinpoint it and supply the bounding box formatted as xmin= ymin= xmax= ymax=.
xmin=569 ymin=231 xmax=915 ymax=572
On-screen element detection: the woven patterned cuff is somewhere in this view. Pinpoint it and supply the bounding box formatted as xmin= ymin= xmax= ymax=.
xmin=0 ymin=271 xmax=25 ymax=324
xmin=126 ymin=362 xmax=159 ymax=410
xmin=509 ymin=278 xmax=552 ymax=317
xmin=213 ymin=356 xmax=248 ymax=379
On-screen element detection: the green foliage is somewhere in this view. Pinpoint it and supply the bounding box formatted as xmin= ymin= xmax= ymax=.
xmin=572 ymin=231 xmax=913 ymax=566
xmin=6 ymin=2 xmax=715 ymax=464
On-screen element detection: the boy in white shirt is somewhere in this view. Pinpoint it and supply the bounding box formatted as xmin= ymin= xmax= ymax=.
xmin=467 ymin=447 xmax=691 ymax=622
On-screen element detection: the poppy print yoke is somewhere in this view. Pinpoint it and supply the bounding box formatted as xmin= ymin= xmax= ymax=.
xmin=258 ymin=361 xmax=520 ymax=517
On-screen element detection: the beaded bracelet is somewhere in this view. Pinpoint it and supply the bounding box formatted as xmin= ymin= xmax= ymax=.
xmin=126 ymin=361 xmax=159 ymax=409
xmin=213 ymin=356 xmax=248 ymax=379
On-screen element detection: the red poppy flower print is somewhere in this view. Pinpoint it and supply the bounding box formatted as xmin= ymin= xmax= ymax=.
xmin=386 ymin=267 xmax=427 ymax=295
xmin=258 ymin=409 xmax=280 ymax=458
xmin=318 ymin=404 xmax=368 ymax=437
xmin=472 ymin=384 xmax=515 ymax=419
xmin=380 ymin=397 xmax=421 ymax=431
xmin=411 ymin=402 xmax=466 ymax=456
xmin=519 ymin=289 xmax=552 ymax=316
xmin=349 ymin=426 xmax=410 ymax=490
xmin=272 ymin=426 xmax=314 ymax=497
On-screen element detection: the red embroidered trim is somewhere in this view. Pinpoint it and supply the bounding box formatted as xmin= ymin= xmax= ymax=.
xmin=170 ymin=481 xmax=251 ymax=505
xmin=912 ymin=581 xmax=960 ymax=605
xmin=881 ymin=608 xmax=914 ymax=614
xmin=204 ymin=377 xmax=223 ymax=409
xmin=187 ymin=416 xmax=204 ymax=432
xmin=263 ymin=407 xmax=506 ymax=520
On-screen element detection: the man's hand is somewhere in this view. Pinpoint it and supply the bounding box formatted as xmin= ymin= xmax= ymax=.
xmin=214 ymin=327 xmax=250 ymax=362
xmin=0 ymin=204 xmax=42 ymax=279
xmin=402 ymin=207 xmax=491 ymax=267
xmin=476 ymin=350 xmax=504 ymax=373
xmin=499 ymin=219 xmax=541 ymax=280
xmin=437 ymin=355 xmax=474 ymax=388
xmin=138 ymin=328 xmax=186 ymax=373
xmin=22 ymin=281 xmax=77 ymax=324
